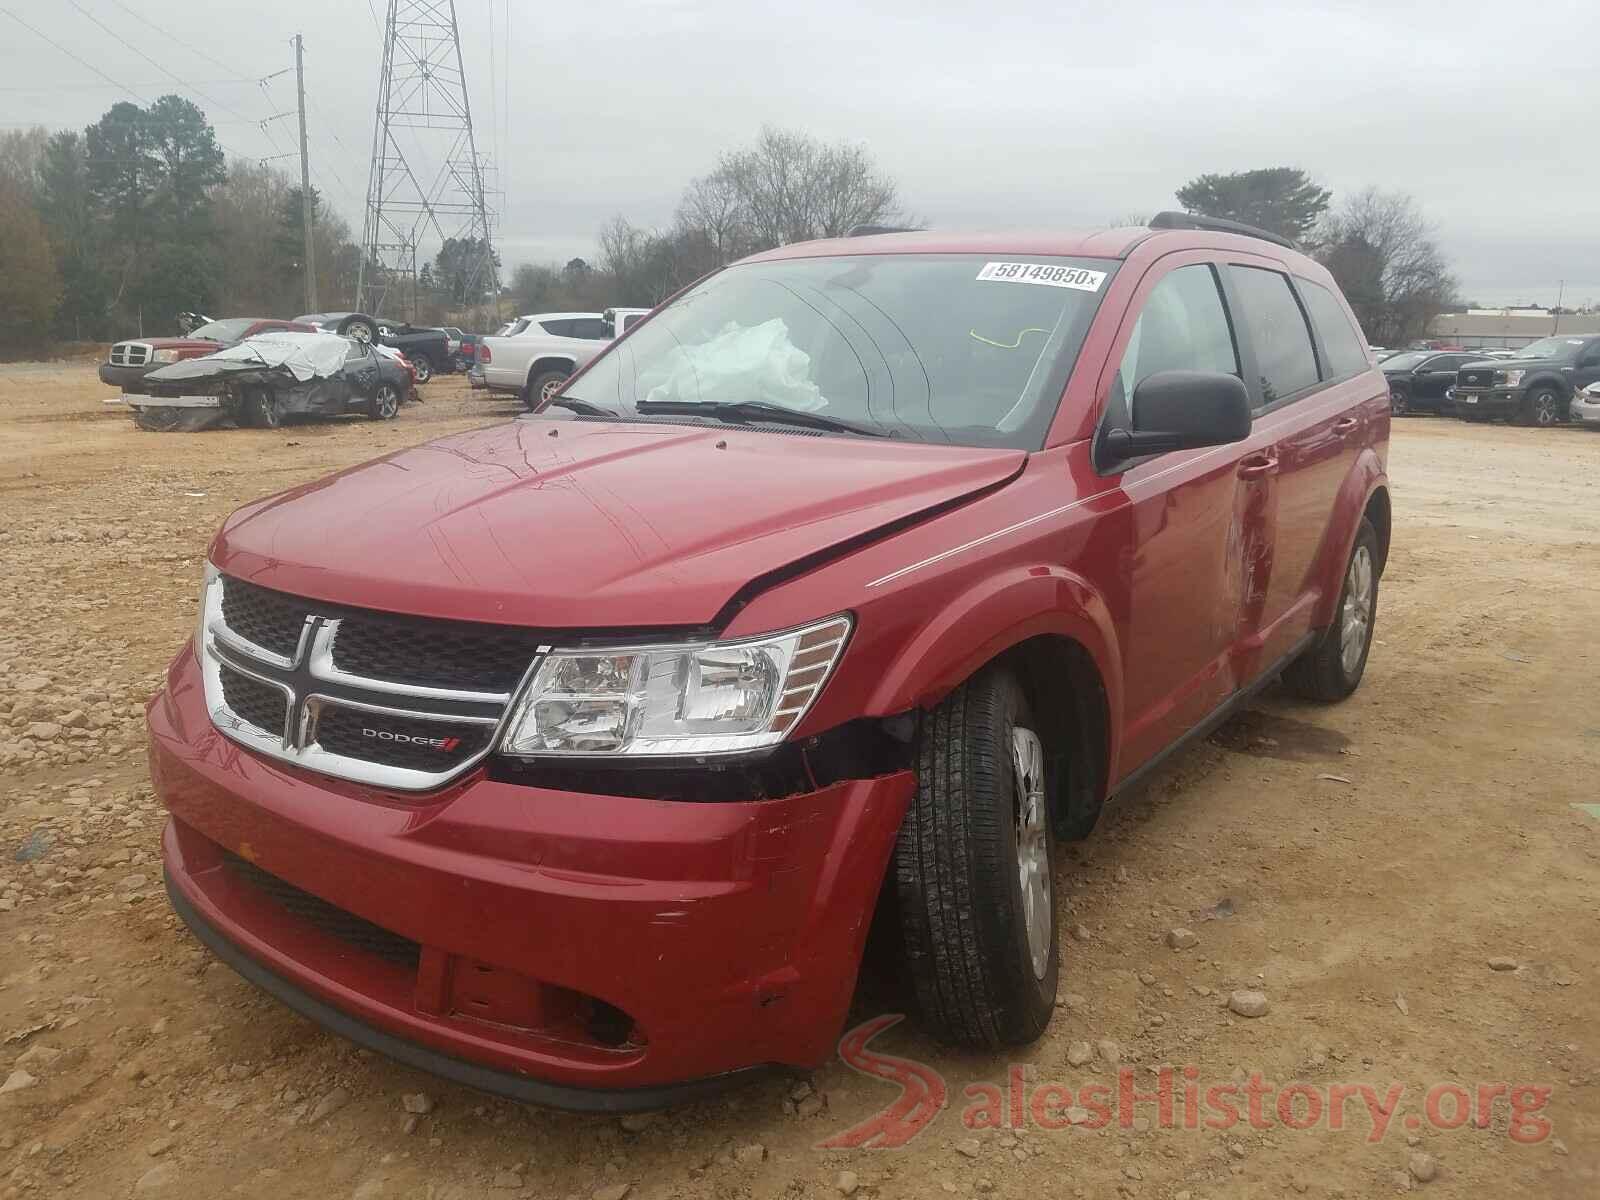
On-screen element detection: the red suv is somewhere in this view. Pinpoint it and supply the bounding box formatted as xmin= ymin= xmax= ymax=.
xmin=149 ymin=214 xmax=1389 ymax=1110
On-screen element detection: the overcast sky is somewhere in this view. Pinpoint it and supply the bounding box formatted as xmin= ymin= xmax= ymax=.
xmin=6 ymin=0 xmax=1598 ymax=308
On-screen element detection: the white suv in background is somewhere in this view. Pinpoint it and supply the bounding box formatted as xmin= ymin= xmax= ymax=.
xmin=479 ymin=308 xmax=650 ymax=406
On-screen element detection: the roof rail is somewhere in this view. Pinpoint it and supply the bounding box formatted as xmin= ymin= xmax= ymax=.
xmin=1148 ymin=210 xmax=1297 ymax=250
xmin=845 ymin=224 xmax=921 ymax=237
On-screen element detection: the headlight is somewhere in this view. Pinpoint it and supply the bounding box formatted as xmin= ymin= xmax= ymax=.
xmin=150 ymin=348 xmax=180 ymax=364
xmin=1500 ymin=369 xmax=1525 ymax=387
xmin=499 ymin=614 xmax=852 ymax=758
xmin=197 ymin=561 xmax=219 ymax=657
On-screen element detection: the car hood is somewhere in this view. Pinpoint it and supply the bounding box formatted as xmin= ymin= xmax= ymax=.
xmin=115 ymin=337 xmax=233 ymax=353
xmin=212 ymin=420 xmax=1027 ymax=629
xmin=1479 ymin=357 xmax=1565 ymax=371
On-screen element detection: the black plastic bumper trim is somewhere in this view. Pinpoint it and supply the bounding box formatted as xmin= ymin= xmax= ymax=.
xmin=165 ymin=873 xmax=773 ymax=1113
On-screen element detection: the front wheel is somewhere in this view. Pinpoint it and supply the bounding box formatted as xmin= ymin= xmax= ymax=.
xmin=894 ymin=665 xmax=1059 ymax=1048
xmin=1283 ymin=518 xmax=1379 ymax=701
xmin=134 ymin=406 xmax=182 ymax=432
xmin=243 ymin=386 xmax=282 ymax=429
xmin=1519 ymin=387 xmax=1564 ymax=428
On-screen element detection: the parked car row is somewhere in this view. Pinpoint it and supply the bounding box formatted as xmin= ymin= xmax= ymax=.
xmin=1382 ymin=335 xmax=1600 ymax=427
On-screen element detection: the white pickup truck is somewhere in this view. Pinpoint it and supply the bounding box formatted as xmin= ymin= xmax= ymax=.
xmin=478 ymin=308 xmax=650 ymax=407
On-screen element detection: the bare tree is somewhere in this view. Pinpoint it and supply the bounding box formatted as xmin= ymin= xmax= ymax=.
xmin=1318 ymin=188 xmax=1456 ymax=347
xmin=706 ymin=127 xmax=900 ymax=250
xmin=675 ymin=170 xmax=747 ymax=268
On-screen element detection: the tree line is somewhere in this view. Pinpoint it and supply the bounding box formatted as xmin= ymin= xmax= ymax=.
xmin=0 ymin=97 xmax=505 ymax=353
xmin=0 ymin=98 xmax=1457 ymax=355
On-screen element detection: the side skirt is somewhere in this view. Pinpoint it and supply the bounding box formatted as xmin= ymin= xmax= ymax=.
xmin=1107 ymin=630 xmax=1317 ymax=802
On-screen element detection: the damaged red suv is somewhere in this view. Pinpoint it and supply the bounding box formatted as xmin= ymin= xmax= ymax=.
xmin=150 ymin=215 xmax=1390 ymax=1110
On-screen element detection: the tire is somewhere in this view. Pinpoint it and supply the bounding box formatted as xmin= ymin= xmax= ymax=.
xmin=243 ymin=387 xmax=282 ymax=430
xmin=337 ymin=315 xmax=378 ymax=343
xmin=134 ymin=406 xmax=182 ymax=432
xmin=408 ymin=352 xmax=433 ymax=384
xmin=366 ymin=382 xmax=400 ymax=420
xmin=1519 ymin=387 xmax=1564 ymax=428
xmin=525 ymin=367 xmax=569 ymax=411
xmin=1389 ymin=385 xmax=1410 ymax=417
xmin=893 ymin=665 xmax=1059 ymax=1048
xmin=1282 ymin=518 xmax=1379 ymax=702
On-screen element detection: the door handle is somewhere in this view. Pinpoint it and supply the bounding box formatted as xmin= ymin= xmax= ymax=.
xmin=1332 ymin=417 xmax=1361 ymax=436
xmin=1237 ymin=454 xmax=1279 ymax=480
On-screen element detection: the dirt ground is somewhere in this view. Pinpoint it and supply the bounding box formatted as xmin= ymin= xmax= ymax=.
xmin=1 ymin=362 xmax=1597 ymax=1200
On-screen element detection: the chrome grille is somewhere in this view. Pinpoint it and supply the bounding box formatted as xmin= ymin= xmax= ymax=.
xmin=110 ymin=342 xmax=150 ymax=367
xmin=200 ymin=570 xmax=545 ymax=791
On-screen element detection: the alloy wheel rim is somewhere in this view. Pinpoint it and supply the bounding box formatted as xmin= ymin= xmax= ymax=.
xmin=1390 ymin=388 xmax=1407 ymax=414
xmin=1535 ymin=393 xmax=1556 ymax=425
xmin=541 ymin=377 xmax=563 ymax=402
xmin=1340 ymin=544 xmax=1374 ymax=675
xmin=378 ymin=387 xmax=397 ymax=418
xmin=1011 ymin=726 xmax=1051 ymax=980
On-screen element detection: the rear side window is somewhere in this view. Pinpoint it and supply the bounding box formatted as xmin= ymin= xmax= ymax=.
xmin=539 ymin=319 xmax=576 ymax=337
xmin=1228 ymin=266 xmax=1320 ymax=405
xmin=1298 ymin=280 xmax=1370 ymax=378
xmin=1117 ymin=264 xmax=1239 ymax=408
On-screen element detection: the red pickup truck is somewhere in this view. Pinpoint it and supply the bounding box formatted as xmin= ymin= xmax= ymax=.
xmin=99 ymin=316 xmax=316 ymax=396
xmin=148 ymin=214 xmax=1389 ymax=1110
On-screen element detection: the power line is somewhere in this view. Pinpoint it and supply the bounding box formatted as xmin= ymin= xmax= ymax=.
xmin=106 ymin=0 xmax=252 ymax=81
xmin=0 ymin=80 xmax=261 ymax=92
xmin=0 ymin=8 xmax=150 ymax=104
xmin=64 ymin=0 xmax=285 ymax=158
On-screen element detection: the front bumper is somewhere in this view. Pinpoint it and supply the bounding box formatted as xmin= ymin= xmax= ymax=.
xmin=1572 ymin=396 xmax=1600 ymax=426
xmin=1450 ymin=387 xmax=1519 ymax=417
xmin=149 ymin=645 xmax=913 ymax=1106
xmin=99 ymin=362 xmax=157 ymax=393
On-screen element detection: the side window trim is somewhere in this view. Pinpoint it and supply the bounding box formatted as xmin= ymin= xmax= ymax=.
xmin=1292 ymin=273 xmax=1374 ymax=388
xmin=1223 ymin=262 xmax=1327 ymax=414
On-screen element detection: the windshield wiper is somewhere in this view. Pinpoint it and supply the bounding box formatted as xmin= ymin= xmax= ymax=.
xmin=543 ymin=395 xmax=618 ymax=417
xmin=633 ymin=399 xmax=888 ymax=437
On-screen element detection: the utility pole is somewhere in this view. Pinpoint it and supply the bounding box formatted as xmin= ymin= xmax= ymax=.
xmin=294 ymin=34 xmax=318 ymax=313
xmin=1553 ymin=280 xmax=1565 ymax=333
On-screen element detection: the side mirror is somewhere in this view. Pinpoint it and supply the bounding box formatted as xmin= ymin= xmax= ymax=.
xmin=1102 ymin=370 xmax=1252 ymax=461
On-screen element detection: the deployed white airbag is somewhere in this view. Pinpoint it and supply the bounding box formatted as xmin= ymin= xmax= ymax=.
xmin=193 ymin=331 xmax=352 ymax=382
xmin=639 ymin=319 xmax=825 ymax=411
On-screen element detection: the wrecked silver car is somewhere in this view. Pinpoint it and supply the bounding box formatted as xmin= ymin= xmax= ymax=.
xmin=122 ymin=332 xmax=414 ymax=431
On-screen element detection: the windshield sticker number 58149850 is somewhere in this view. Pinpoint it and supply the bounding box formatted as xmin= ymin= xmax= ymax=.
xmin=976 ymin=262 xmax=1107 ymax=292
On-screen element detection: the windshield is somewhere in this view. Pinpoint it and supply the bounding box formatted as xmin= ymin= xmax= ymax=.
xmin=565 ymin=253 xmax=1117 ymax=447
xmin=1513 ymin=337 xmax=1584 ymax=361
xmin=189 ymin=317 xmax=256 ymax=342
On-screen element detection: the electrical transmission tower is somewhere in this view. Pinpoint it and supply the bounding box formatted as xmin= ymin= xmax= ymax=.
xmin=357 ymin=0 xmax=498 ymax=320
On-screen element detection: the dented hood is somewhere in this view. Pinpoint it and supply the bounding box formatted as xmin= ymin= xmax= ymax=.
xmin=212 ymin=419 xmax=1025 ymax=629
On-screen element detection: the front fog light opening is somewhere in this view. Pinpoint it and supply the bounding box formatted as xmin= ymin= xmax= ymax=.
xmin=499 ymin=614 xmax=852 ymax=759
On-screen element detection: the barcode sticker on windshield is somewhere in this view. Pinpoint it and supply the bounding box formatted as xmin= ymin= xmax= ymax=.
xmin=976 ymin=262 xmax=1107 ymax=291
